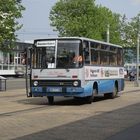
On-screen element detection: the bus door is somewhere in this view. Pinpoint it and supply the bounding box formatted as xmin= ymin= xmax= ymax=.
xmin=25 ymin=47 xmax=32 ymax=97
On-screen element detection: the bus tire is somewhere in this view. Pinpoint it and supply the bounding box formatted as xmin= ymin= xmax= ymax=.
xmin=47 ymin=96 xmax=54 ymax=105
xmin=105 ymin=84 xmax=118 ymax=99
xmin=86 ymin=96 xmax=93 ymax=104
xmin=111 ymin=84 xmax=118 ymax=99
xmin=86 ymin=88 xmax=96 ymax=104
xmin=73 ymin=97 xmax=81 ymax=100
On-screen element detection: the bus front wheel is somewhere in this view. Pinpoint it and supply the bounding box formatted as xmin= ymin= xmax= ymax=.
xmin=86 ymin=88 xmax=97 ymax=104
xmin=47 ymin=96 xmax=54 ymax=105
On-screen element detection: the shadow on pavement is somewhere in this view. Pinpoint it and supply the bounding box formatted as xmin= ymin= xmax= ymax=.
xmin=17 ymin=95 xmax=119 ymax=106
xmin=12 ymin=102 xmax=140 ymax=140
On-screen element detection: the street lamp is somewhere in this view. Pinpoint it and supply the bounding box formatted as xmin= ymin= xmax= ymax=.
xmin=135 ymin=33 xmax=140 ymax=86
xmin=134 ymin=16 xmax=140 ymax=87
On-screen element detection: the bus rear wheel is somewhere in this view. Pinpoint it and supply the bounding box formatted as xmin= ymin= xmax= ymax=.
xmin=111 ymin=85 xmax=118 ymax=99
xmin=47 ymin=96 xmax=54 ymax=105
xmin=104 ymin=85 xmax=118 ymax=99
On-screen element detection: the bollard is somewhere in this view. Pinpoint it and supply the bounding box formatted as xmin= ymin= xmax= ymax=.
xmin=0 ymin=76 xmax=7 ymax=91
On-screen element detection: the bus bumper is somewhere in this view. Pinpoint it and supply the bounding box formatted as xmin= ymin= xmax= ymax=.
xmin=31 ymin=86 xmax=84 ymax=97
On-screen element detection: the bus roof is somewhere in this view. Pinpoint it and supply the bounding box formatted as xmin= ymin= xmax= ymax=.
xmin=34 ymin=37 xmax=122 ymax=48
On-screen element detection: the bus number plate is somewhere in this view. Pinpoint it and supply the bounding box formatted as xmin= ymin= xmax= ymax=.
xmin=48 ymin=87 xmax=62 ymax=92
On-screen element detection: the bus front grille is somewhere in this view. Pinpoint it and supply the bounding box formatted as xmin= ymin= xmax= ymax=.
xmin=33 ymin=80 xmax=81 ymax=87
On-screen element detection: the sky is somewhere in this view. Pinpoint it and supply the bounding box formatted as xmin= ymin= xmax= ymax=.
xmin=16 ymin=0 xmax=140 ymax=41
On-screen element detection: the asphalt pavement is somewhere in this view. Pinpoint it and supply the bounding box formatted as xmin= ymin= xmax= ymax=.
xmin=0 ymin=79 xmax=140 ymax=140
xmin=5 ymin=77 xmax=26 ymax=90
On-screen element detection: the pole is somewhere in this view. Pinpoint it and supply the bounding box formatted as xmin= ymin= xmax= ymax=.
xmin=134 ymin=17 xmax=140 ymax=87
xmin=107 ymin=24 xmax=110 ymax=43
xmin=135 ymin=35 xmax=140 ymax=86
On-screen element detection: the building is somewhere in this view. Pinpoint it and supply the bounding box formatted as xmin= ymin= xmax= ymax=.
xmin=0 ymin=41 xmax=32 ymax=76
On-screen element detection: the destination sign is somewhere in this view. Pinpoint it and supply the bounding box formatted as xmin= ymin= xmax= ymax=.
xmin=36 ymin=41 xmax=56 ymax=47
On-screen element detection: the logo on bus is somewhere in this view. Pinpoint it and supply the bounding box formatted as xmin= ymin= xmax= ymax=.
xmin=119 ymin=68 xmax=123 ymax=75
xmin=90 ymin=69 xmax=100 ymax=77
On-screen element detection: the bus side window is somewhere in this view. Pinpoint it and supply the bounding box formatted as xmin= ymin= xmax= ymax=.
xmin=100 ymin=51 xmax=109 ymax=65
xmin=109 ymin=52 xmax=117 ymax=66
xmin=90 ymin=42 xmax=101 ymax=65
xmin=83 ymin=41 xmax=90 ymax=64
xmin=91 ymin=49 xmax=99 ymax=65
xmin=117 ymin=48 xmax=123 ymax=66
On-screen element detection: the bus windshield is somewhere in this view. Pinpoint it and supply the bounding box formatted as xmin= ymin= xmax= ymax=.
xmin=33 ymin=39 xmax=83 ymax=69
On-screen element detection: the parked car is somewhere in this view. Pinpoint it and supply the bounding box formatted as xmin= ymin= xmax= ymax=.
xmin=15 ymin=70 xmax=25 ymax=77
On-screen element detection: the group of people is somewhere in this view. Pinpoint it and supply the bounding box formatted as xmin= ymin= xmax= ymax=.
xmin=127 ymin=70 xmax=136 ymax=81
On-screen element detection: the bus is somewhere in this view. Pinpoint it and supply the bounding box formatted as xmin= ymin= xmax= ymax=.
xmin=26 ymin=37 xmax=124 ymax=104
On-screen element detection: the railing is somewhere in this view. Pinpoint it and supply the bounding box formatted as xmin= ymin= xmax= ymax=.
xmin=0 ymin=63 xmax=26 ymax=75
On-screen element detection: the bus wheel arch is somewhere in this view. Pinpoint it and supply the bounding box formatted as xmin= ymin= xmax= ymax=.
xmin=85 ymin=82 xmax=98 ymax=104
xmin=93 ymin=82 xmax=98 ymax=95
xmin=104 ymin=81 xmax=118 ymax=99
xmin=47 ymin=96 xmax=54 ymax=105
xmin=113 ymin=80 xmax=118 ymax=98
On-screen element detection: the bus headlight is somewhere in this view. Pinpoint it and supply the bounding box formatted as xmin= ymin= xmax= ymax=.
xmin=73 ymin=81 xmax=79 ymax=87
xmin=33 ymin=81 xmax=38 ymax=86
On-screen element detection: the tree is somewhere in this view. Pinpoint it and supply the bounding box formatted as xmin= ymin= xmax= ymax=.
xmin=49 ymin=0 xmax=122 ymax=44
xmin=127 ymin=13 xmax=140 ymax=48
xmin=0 ymin=0 xmax=25 ymax=49
xmin=120 ymin=13 xmax=140 ymax=62
xmin=120 ymin=13 xmax=140 ymax=48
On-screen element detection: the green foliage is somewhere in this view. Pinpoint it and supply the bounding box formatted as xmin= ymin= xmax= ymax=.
xmin=0 ymin=0 xmax=25 ymax=49
xmin=120 ymin=13 xmax=140 ymax=49
xmin=120 ymin=13 xmax=140 ymax=62
xmin=49 ymin=0 xmax=122 ymax=44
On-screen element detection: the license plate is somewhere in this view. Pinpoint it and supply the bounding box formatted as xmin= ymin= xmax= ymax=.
xmin=47 ymin=87 xmax=62 ymax=92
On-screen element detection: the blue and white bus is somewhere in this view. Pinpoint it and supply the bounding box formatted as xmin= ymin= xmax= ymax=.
xmin=26 ymin=37 xmax=124 ymax=104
